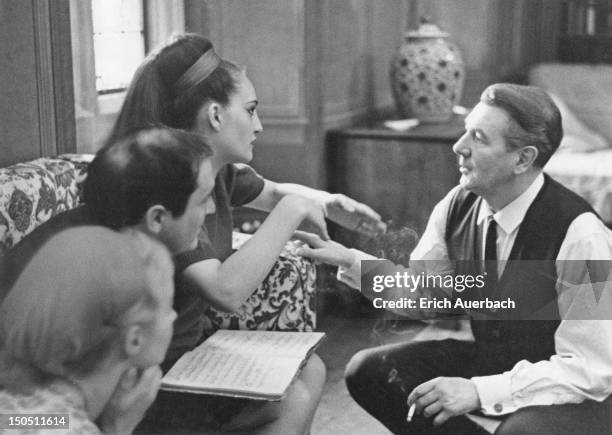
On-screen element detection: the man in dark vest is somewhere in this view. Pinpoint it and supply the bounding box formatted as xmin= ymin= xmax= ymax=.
xmin=296 ymin=83 xmax=612 ymax=434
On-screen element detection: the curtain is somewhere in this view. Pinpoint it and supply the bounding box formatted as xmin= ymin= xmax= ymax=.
xmin=69 ymin=0 xmax=99 ymax=153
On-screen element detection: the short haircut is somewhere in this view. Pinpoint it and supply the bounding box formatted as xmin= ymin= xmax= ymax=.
xmin=84 ymin=128 xmax=212 ymax=229
xmin=480 ymin=83 xmax=563 ymax=167
xmin=0 ymin=227 xmax=173 ymax=389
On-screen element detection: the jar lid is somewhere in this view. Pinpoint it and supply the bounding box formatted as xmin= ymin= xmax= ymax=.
xmin=405 ymin=21 xmax=449 ymax=39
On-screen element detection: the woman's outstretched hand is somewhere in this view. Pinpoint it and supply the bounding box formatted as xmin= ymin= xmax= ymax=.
xmin=324 ymin=194 xmax=386 ymax=237
xmin=293 ymin=231 xmax=355 ymax=268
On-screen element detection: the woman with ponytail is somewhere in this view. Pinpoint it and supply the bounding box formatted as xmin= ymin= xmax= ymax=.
xmin=105 ymin=33 xmax=382 ymax=434
xmin=109 ymin=34 xmax=334 ymax=331
xmin=109 ymin=34 xmax=384 ymax=319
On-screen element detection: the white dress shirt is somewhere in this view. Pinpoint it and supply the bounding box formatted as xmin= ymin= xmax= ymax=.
xmin=337 ymin=173 xmax=612 ymax=416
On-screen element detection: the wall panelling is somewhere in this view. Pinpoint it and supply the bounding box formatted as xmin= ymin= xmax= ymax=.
xmin=0 ymin=0 xmax=74 ymax=167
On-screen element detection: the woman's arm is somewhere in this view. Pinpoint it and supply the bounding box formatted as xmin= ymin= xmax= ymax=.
xmin=181 ymin=194 xmax=327 ymax=312
xmin=245 ymin=180 xmax=386 ymax=237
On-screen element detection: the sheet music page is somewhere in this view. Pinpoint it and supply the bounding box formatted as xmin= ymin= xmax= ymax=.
xmin=164 ymin=347 xmax=297 ymax=395
xmin=163 ymin=330 xmax=325 ymax=396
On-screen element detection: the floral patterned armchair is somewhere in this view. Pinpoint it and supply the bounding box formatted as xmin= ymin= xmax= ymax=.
xmin=0 ymin=154 xmax=316 ymax=332
xmin=0 ymin=154 xmax=92 ymax=251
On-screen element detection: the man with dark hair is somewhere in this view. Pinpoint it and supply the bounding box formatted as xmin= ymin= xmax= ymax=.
xmin=4 ymin=128 xmax=217 ymax=380
xmin=297 ymin=83 xmax=612 ymax=434
xmin=83 ymin=128 xmax=215 ymax=254
xmin=3 ymin=127 xmax=215 ymax=292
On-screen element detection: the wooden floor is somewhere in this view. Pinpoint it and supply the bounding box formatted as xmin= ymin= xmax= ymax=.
xmin=312 ymin=304 xmax=473 ymax=435
xmin=312 ymin=311 xmax=410 ymax=435
xmin=307 ymin=246 xmax=414 ymax=434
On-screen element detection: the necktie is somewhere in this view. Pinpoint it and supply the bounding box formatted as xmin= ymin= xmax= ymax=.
xmin=484 ymin=217 xmax=498 ymax=287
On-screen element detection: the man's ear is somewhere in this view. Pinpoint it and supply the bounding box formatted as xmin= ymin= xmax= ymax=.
xmin=143 ymin=205 xmax=167 ymax=235
xmin=123 ymin=323 xmax=145 ymax=358
xmin=207 ymin=102 xmax=223 ymax=132
xmin=515 ymin=146 xmax=538 ymax=174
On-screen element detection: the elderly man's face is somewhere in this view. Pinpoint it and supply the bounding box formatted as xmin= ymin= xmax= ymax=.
xmin=452 ymin=103 xmax=520 ymax=199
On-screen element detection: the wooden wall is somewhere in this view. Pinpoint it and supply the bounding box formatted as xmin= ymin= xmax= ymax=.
xmin=0 ymin=1 xmax=41 ymax=167
xmin=317 ymin=0 xmax=409 ymax=187
xmin=0 ymin=0 xmax=74 ymax=168
xmin=413 ymin=0 xmax=561 ymax=105
xmin=184 ymin=0 xmax=562 ymax=188
xmin=0 ymin=0 xmax=561 ymax=177
xmin=185 ymin=0 xmax=409 ymax=188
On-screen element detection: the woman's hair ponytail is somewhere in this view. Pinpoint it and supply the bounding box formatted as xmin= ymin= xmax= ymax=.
xmin=106 ymin=54 xmax=169 ymax=146
xmin=107 ymin=33 xmax=241 ymax=144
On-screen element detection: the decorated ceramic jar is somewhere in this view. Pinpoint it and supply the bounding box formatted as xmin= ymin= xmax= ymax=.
xmin=390 ymin=19 xmax=465 ymax=123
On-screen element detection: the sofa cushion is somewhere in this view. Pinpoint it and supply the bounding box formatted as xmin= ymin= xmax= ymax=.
xmin=58 ymin=154 xmax=94 ymax=202
xmin=529 ymin=63 xmax=612 ymax=145
xmin=549 ymin=93 xmax=609 ymax=153
xmin=0 ymin=158 xmax=80 ymax=249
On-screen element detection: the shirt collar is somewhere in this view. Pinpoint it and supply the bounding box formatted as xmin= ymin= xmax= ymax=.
xmin=477 ymin=173 xmax=544 ymax=234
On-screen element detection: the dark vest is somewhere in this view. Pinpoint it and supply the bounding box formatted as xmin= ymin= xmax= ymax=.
xmin=445 ymin=174 xmax=595 ymax=374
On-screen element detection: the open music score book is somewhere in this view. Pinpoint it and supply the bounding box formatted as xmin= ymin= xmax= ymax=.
xmin=161 ymin=330 xmax=325 ymax=400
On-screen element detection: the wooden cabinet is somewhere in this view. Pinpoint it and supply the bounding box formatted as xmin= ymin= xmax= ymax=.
xmin=327 ymin=116 xmax=464 ymax=235
xmin=559 ymin=34 xmax=612 ymax=62
xmin=559 ymin=0 xmax=612 ymax=63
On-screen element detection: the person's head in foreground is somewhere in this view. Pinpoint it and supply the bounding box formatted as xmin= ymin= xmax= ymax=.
xmin=453 ymin=83 xmax=562 ymax=209
xmin=86 ymin=127 xmax=216 ymax=254
xmin=0 ymin=227 xmax=175 ymax=434
xmin=109 ymin=33 xmax=262 ymax=169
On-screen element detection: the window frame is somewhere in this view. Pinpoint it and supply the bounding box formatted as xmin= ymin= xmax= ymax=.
xmin=92 ymin=0 xmax=147 ymax=96
xmin=71 ymin=0 xmax=185 ymax=150
xmin=96 ymin=0 xmax=185 ymax=114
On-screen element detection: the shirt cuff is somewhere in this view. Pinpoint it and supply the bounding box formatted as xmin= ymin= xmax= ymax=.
xmin=336 ymin=249 xmax=376 ymax=290
xmin=336 ymin=251 xmax=361 ymax=290
xmin=471 ymin=374 xmax=516 ymax=416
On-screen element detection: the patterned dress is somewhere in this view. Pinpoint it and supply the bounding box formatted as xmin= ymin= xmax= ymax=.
xmin=0 ymin=380 xmax=100 ymax=434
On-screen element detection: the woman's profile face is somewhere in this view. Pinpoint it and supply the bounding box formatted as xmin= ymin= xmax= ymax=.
xmin=200 ymin=72 xmax=263 ymax=164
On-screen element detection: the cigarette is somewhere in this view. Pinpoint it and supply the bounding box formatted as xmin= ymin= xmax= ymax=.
xmin=407 ymin=403 xmax=416 ymax=422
